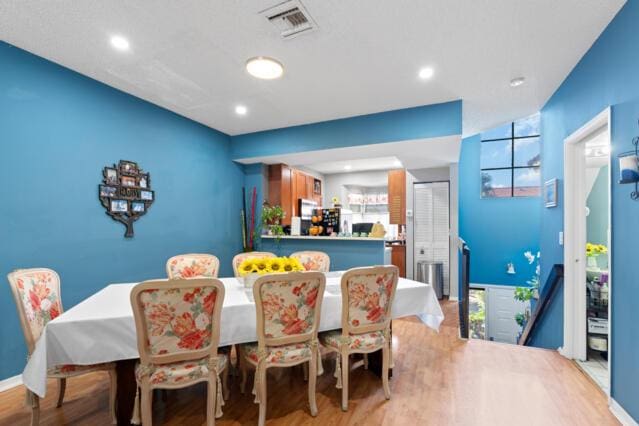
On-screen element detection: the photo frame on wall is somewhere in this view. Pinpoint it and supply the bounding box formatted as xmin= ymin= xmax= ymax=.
xmin=544 ymin=178 xmax=558 ymax=208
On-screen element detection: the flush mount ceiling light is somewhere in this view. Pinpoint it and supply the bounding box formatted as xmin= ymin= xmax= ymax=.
xmin=110 ymin=35 xmax=130 ymax=51
xmin=510 ymin=77 xmax=526 ymax=87
xmin=393 ymin=160 xmax=403 ymax=167
xmin=344 ymin=165 xmax=352 ymax=171
xmin=418 ymin=67 xmax=434 ymax=80
xmin=235 ymin=105 xmax=248 ymax=116
xmin=246 ymin=56 xmax=284 ymax=80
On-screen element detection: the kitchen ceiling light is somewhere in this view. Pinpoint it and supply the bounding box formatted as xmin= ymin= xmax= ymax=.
xmin=510 ymin=77 xmax=526 ymax=87
xmin=418 ymin=67 xmax=434 ymax=80
xmin=110 ymin=35 xmax=130 ymax=51
xmin=235 ymin=105 xmax=248 ymax=116
xmin=246 ymin=57 xmax=284 ymax=80
xmin=344 ymin=165 xmax=352 ymax=171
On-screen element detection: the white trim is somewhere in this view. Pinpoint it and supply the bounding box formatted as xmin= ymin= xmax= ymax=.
xmin=562 ymin=107 xmax=612 ymax=395
xmin=610 ymin=399 xmax=639 ymax=426
xmin=0 ymin=374 xmax=22 ymax=393
xmin=448 ymin=296 xmax=459 ymax=302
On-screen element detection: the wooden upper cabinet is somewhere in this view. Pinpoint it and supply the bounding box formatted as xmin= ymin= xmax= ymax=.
xmin=306 ymin=175 xmax=314 ymax=201
xmin=269 ymin=165 xmax=323 ymax=222
xmin=295 ymin=170 xmax=307 ymax=200
xmin=388 ymin=169 xmax=406 ymax=225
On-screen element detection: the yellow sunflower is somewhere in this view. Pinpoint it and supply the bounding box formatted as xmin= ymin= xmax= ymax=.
xmin=239 ymin=259 xmax=255 ymax=276
xmin=255 ymin=259 xmax=270 ymax=274
xmin=269 ymin=258 xmax=283 ymax=273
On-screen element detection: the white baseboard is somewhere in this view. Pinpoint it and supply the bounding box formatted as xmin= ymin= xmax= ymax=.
xmin=448 ymin=296 xmax=459 ymax=301
xmin=610 ymin=398 xmax=638 ymax=426
xmin=0 ymin=374 xmax=22 ymax=393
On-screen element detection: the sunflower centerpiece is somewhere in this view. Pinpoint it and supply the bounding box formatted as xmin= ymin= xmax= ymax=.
xmin=238 ymin=256 xmax=305 ymax=288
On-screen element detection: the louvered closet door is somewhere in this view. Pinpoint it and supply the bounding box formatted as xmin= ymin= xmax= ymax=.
xmin=413 ymin=182 xmax=450 ymax=295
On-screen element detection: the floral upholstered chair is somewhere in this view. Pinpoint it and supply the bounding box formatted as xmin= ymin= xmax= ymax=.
xmin=231 ymin=251 xmax=275 ymax=277
xmin=290 ymin=251 xmax=330 ymax=272
xmin=166 ymin=253 xmax=220 ymax=279
xmin=130 ymin=278 xmax=228 ymax=426
xmin=319 ymin=265 xmax=399 ymax=411
xmin=239 ymin=272 xmax=326 ymax=426
xmin=7 ymin=268 xmax=117 ymax=426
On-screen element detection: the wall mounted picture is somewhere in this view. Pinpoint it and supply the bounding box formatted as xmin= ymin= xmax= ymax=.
xmin=99 ymin=160 xmax=154 ymax=237
xmin=131 ymin=202 xmax=145 ymax=213
xmin=619 ymin=153 xmax=639 ymax=183
xmin=140 ymin=190 xmax=154 ymax=201
xmin=120 ymin=160 xmax=138 ymax=174
xmin=105 ymin=168 xmax=118 ymax=185
xmin=100 ymin=185 xmax=117 ymax=197
xmin=314 ymin=179 xmax=321 ymax=195
xmin=110 ymin=199 xmax=128 ymax=213
xmin=121 ymin=176 xmax=136 ymax=187
xmin=544 ymin=178 xmax=558 ymax=208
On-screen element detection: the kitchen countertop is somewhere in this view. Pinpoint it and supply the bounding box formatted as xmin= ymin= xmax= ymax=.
xmin=260 ymin=235 xmax=386 ymax=242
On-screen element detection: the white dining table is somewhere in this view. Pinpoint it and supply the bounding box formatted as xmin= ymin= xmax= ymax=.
xmin=22 ymin=272 xmax=444 ymax=398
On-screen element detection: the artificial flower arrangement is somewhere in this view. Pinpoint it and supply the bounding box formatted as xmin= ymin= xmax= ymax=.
xmin=586 ymin=243 xmax=607 ymax=257
xmin=238 ymin=256 xmax=305 ymax=287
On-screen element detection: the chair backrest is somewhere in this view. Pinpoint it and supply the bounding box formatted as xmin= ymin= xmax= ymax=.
xmin=7 ymin=268 xmax=63 ymax=354
xmin=340 ymin=266 xmax=399 ymax=336
xmin=290 ymin=251 xmax=330 ymax=272
xmin=130 ymin=278 xmax=225 ymax=365
xmin=166 ymin=253 xmax=220 ymax=279
xmin=253 ymin=272 xmax=326 ymax=348
xmin=232 ymin=251 xmax=276 ymax=277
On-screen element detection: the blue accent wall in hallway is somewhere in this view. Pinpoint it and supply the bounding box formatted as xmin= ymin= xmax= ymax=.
xmin=459 ymin=134 xmax=540 ymax=286
xmin=0 ymin=42 xmax=243 ymax=380
xmin=537 ymin=0 xmax=639 ymax=419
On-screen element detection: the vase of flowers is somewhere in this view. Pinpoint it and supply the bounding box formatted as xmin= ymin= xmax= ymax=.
xmin=237 ymin=256 xmax=305 ymax=288
xmin=586 ymin=242 xmax=607 ymax=269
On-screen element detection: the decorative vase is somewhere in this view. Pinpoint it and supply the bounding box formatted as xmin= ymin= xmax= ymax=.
xmin=242 ymin=273 xmax=260 ymax=288
xmin=587 ymin=256 xmax=598 ymax=269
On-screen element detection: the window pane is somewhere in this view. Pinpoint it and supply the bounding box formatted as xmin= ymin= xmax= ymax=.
xmin=514 ymin=167 xmax=540 ymax=197
xmin=481 ymin=170 xmax=512 ymax=198
xmin=481 ymin=140 xmax=512 ymax=169
xmin=514 ymin=113 xmax=540 ymax=137
xmin=481 ymin=122 xmax=512 ymax=140
xmin=514 ymin=137 xmax=540 ymax=167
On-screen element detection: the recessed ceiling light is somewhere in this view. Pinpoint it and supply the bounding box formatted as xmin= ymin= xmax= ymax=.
xmin=235 ymin=105 xmax=248 ymax=116
xmin=246 ymin=57 xmax=284 ymax=80
xmin=110 ymin=35 xmax=130 ymax=51
xmin=344 ymin=165 xmax=352 ymax=171
xmin=510 ymin=77 xmax=526 ymax=87
xmin=418 ymin=67 xmax=434 ymax=80
xmin=393 ymin=160 xmax=402 ymax=167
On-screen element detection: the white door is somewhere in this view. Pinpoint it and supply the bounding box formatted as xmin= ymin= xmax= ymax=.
xmin=413 ymin=182 xmax=450 ymax=295
xmin=486 ymin=287 xmax=527 ymax=344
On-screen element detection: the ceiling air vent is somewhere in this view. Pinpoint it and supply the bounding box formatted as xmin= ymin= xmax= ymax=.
xmin=261 ymin=1 xmax=317 ymax=39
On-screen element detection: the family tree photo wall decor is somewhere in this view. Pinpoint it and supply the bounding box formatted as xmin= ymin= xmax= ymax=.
xmin=99 ymin=160 xmax=154 ymax=237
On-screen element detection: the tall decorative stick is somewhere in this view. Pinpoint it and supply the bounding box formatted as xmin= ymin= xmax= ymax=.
xmin=240 ymin=210 xmax=247 ymax=251
xmin=248 ymin=187 xmax=257 ymax=250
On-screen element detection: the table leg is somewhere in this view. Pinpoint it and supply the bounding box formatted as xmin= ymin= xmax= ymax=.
xmin=115 ymin=359 xmax=137 ymax=425
xmin=368 ymin=321 xmax=393 ymax=378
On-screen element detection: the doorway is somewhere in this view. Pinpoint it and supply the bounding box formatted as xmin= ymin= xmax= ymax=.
xmin=562 ymin=108 xmax=611 ymax=394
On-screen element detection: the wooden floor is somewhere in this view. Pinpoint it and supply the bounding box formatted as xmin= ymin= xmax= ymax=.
xmin=0 ymin=300 xmax=619 ymax=426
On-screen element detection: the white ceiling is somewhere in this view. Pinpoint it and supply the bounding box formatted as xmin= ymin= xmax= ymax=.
xmin=236 ymin=135 xmax=461 ymax=173
xmin=0 ymin=0 xmax=625 ymax=136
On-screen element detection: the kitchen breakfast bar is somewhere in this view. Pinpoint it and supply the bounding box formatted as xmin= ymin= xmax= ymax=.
xmin=259 ymin=235 xmax=387 ymax=270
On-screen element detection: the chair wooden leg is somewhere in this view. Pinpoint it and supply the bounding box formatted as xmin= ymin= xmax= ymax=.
xmin=222 ymin=364 xmax=230 ymax=400
xmin=258 ymin=366 xmax=267 ymax=426
xmin=56 ymin=378 xmax=66 ymax=408
xmin=209 ymin=379 xmax=217 ymax=426
xmin=108 ymin=369 xmax=117 ymax=424
xmin=341 ymin=351 xmax=349 ymax=411
xmin=363 ymin=353 xmax=369 ymax=370
xmin=308 ymin=356 xmax=318 ymax=416
xmin=382 ymin=345 xmax=391 ymax=399
xmin=140 ymin=384 xmax=153 ymax=426
xmin=29 ymin=391 xmax=40 ymax=426
xmin=302 ymin=362 xmax=309 ymax=381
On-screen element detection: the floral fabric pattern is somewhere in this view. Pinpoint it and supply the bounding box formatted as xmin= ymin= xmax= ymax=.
xmin=48 ymin=362 xmax=112 ymax=377
xmin=242 ymin=342 xmax=312 ymax=365
xmin=13 ymin=270 xmax=62 ymax=343
xmin=347 ymin=271 xmax=396 ymax=328
xmin=291 ymin=252 xmax=330 ymax=272
xmin=135 ymin=354 xmax=228 ymax=386
xmin=259 ymin=277 xmax=321 ymax=338
xmin=140 ymin=286 xmax=218 ymax=355
xmin=167 ymin=255 xmax=218 ymax=279
xmin=321 ymin=330 xmax=386 ymax=351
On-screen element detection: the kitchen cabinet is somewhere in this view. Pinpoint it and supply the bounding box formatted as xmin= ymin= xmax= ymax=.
xmin=269 ymin=165 xmax=322 ymax=223
xmin=390 ymin=245 xmax=406 ymax=278
xmin=388 ymin=169 xmax=406 ymax=224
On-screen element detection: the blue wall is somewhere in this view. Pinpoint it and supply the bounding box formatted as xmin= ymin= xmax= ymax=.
xmin=537 ymin=0 xmax=639 ymax=419
xmin=259 ymin=239 xmax=386 ymax=271
xmin=231 ymin=100 xmax=462 ymax=160
xmin=0 ymin=42 xmax=244 ymax=379
xmin=459 ymin=135 xmax=540 ymax=286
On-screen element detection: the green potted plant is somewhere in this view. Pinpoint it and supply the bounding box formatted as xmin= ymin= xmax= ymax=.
xmin=261 ymin=204 xmax=285 ymax=239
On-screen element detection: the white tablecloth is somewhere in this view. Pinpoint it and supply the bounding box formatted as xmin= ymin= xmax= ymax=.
xmin=22 ymin=272 xmax=444 ymax=397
